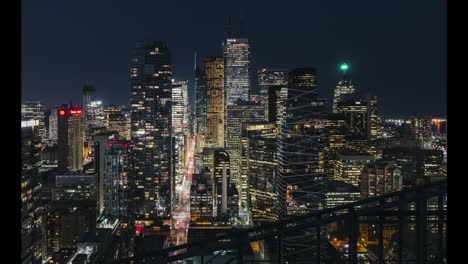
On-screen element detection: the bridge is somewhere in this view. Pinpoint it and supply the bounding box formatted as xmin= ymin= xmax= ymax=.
xmin=114 ymin=179 xmax=446 ymax=264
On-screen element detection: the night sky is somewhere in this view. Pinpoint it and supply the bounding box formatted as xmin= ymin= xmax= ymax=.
xmin=22 ymin=0 xmax=446 ymax=117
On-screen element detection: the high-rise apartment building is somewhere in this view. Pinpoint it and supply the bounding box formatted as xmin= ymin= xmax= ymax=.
xmin=205 ymin=57 xmax=224 ymax=147
xmin=104 ymin=140 xmax=131 ymax=218
xmin=130 ymin=41 xmax=173 ymax=220
xmin=257 ymin=68 xmax=288 ymax=119
xmin=223 ymin=38 xmax=251 ymax=105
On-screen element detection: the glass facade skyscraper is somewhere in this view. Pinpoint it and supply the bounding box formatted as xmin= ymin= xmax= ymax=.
xmin=205 ymin=57 xmax=225 ymax=148
xmin=257 ymin=68 xmax=288 ymax=120
xmin=223 ymin=38 xmax=251 ymax=106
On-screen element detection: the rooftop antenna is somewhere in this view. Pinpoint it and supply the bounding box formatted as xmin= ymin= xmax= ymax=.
xmin=194 ymin=51 xmax=197 ymax=71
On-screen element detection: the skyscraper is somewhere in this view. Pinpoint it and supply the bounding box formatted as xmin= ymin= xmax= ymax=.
xmin=21 ymin=124 xmax=42 ymax=264
xmin=57 ymin=105 xmax=84 ymax=172
xmin=205 ymin=57 xmax=224 ymax=147
xmin=276 ymin=68 xmax=329 ymax=262
xmin=223 ymin=38 xmax=251 ymax=105
xmin=195 ymin=62 xmax=208 ymax=134
xmin=172 ymin=80 xmax=187 ymax=136
xmin=83 ymin=84 xmax=97 ymax=150
xmin=267 ymin=86 xmax=288 ymax=128
xmin=361 ymin=161 xmax=402 ymax=198
xmin=130 ymin=41 xmax=173 ymax=220
xmin=241 ymin=122 xmax=278 ymax=223
xmin=94 ymin=132 xmax=116 ymax=216
xmin=104 ymin=139 xmax=131 ymax=218
xmin=257 ymin=68 xmax=288 ymax=119
xmin=225 ymin=100 xmax=265 ymax=204
xmin=332 ymin=63 xmax=355 ymax=113
xmin=22 ymin=101 xmax=47 ymax=143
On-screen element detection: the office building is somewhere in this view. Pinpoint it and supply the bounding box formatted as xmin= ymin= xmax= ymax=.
xmin=195 ymin=62 xmax=208 ymax=134
xmin=22 ymin=101 xmax=47 ymax=143
xmin=325 ymin=181 xmax=361 ymax=208
xmin=205 ymin=57 xmax=225 ymax=147
xmin=332 ymin=63 xmax=355 ymax=113
xmin=42 ymin=200 xmax=96 ymax=263
xmin=334 ymin=151 xmax=373 ymax=187
xmin=257 ymin=68 xmax=288 ymax=119
xmin=57 ymin=105 xmax=84 ymax=172
xmin=172 ymin=80 xmax=188 ymax=136
xmin=225 ymin=100 xmax=265 ymax=193
xmin=130 ymin=41 xmax=173 ymax=220
xmin=223 ymin=38 xmax=251 ymax=105
xmin=52 ymin=174 xmax=97 ymax=201
xmin=105 ymin=107 xmax=131 ymax=140
xmin=190 ymin=173 xmax=213 ymax=220
xmin=361 ymin=161 xmax=402 ymax=198
xmin=267 ymin=86 xmax=288 ymax=129
xmin=202 ymin=148 xmax=234 ymax=218
xmin=242 ymin=122 xmax=277 ymax=223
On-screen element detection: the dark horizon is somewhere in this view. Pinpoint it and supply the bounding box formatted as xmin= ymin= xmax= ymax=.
xmin=22 ymin=0 xmax=446 ymax=117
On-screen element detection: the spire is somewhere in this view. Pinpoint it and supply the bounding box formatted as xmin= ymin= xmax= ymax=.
xmin=227 ymin=15 xmax=232 ymax=38
xmin=194 ymin=51 xmax=197 ymax=71
xmin=239 ymin=9 xmax=244 ymax=37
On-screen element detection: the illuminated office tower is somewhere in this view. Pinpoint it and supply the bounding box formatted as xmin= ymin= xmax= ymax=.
xmin=85 ymin=100 xmax=106 ymax=157
xmin=334 ymin=151 xmax=373 ymax=187
xmin=57 ymin=105 xmax=84 ymax=172
xmin=416 ymin=149 xmax=444 ymax=179
xmin=223 ymin=38 xmax=251 ymax=105
xmin=225 ymin=100 xmax=265 ymax=203
xmin=332 ymin=63 xmax=355 ymax=113
xmin=411 ymin=116 xmax=433 ymax=149
xmin=105 ymin=107 xmax=131 ymax=140
xmin=172 ymin=80 xmax=187 ymax=136
xmin=367 ymin=95 xmax=378 ymax=142
xmin=83 ymin=84 xmax=96 ymax=149
xmin=276 ymin=68 xmax=329 ymax=262
xmin=21 ymin=124 xmax=42 ymax=264
xmin=325 ymin=181 xmax=361 ymax=208
xmin=205 ymin=57 xmax=224 ymax=147
xmin=326 ymin=113 xmax=347 ymax=177
xmin=241 ymin=122 xmax=277 ymax=223
xmin=361 ymin=161 xmax=402 ymax=198
xmin=49 ymin=108 xmax=58 ymax=141
xmin=52 ymin=174 xmax=97 ymax=201
xmin=267 ymin=86 xmax=288 ymax=130
xmin=257 ymin=68 xmax=288 ymax=119
xmin=22 ymin=101 xmax=47 ymax=143
xmin=195 ymin=61 xmax=208 ymax=134
xmin=130 ymin=41 xmax=173 ymax=220
xmin=104 ymin=140 xmax=131 ymax=219
xmin=190 ymin=173 xmax=213 ymax=220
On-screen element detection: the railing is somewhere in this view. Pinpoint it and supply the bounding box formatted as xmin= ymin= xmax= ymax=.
xmin=112 ymin=179 xmax=446 ymax=264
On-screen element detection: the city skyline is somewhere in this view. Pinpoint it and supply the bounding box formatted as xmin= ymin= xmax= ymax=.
xmin=22 ymin=0 xmax=446 ymax=117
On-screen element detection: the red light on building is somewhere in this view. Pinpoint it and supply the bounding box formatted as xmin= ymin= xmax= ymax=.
xmin=69 ymin=108 xmax=83 ymax=116
xmin=59 ymin=110 xmax=66 ymax=116
xmin=135 ymin=227 xmax=142 ymax=233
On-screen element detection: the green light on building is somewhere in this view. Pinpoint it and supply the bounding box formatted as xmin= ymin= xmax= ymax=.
xmin=340 ymin=63 xmax=349 ymax=72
